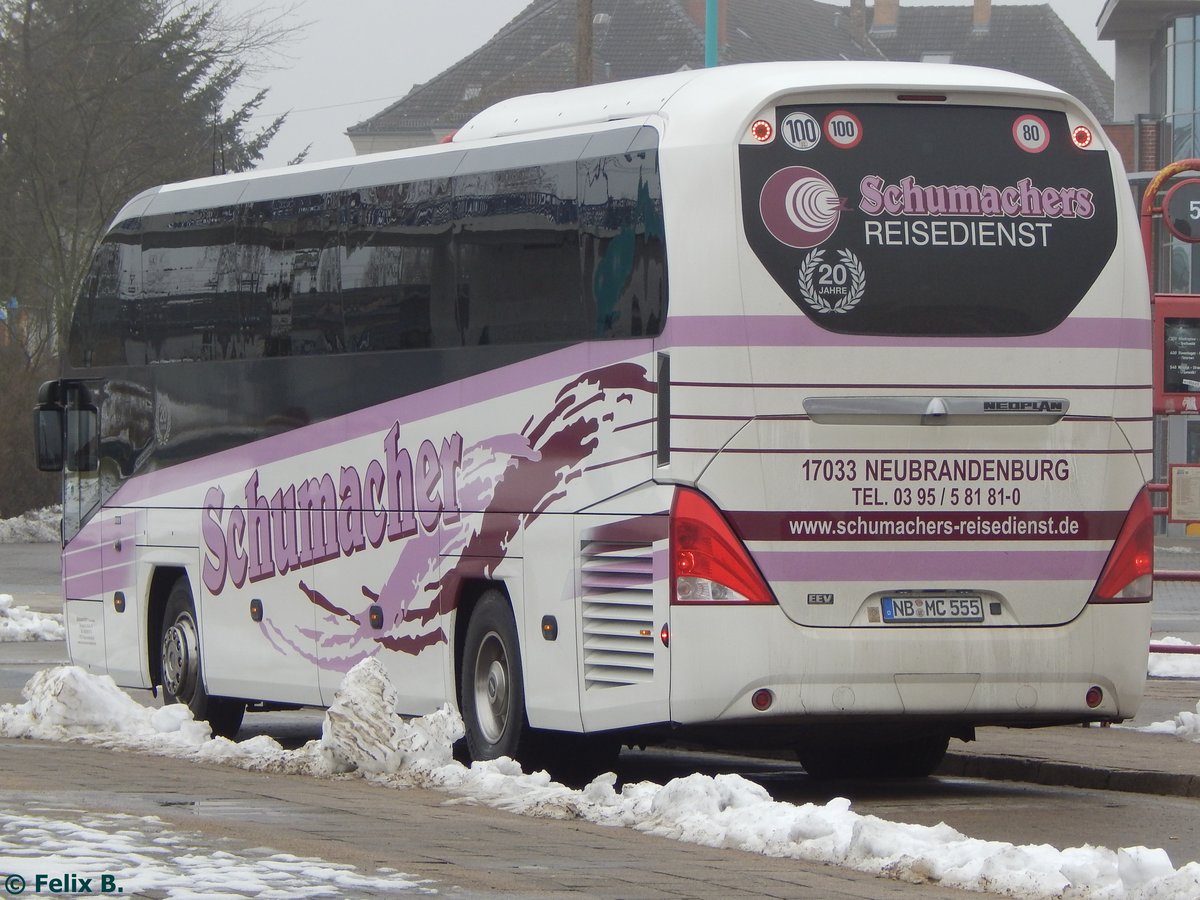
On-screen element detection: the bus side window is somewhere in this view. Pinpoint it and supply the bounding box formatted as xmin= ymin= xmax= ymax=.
xmin=343 ymin=182 xmax=444 ymax=353
xmin=139 ymin=207 xmax=239 ymax=363
xmin=581 ymin=152 xmax=666 ymax=339
xmin=453 ymin=163 xmax=585 ymax=346
xmin=68 ymin=222 xmax=141 ymax=369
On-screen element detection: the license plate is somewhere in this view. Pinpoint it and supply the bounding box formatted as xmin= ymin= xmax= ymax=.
xmin=881 ymin=595 xmax=984 ymax=624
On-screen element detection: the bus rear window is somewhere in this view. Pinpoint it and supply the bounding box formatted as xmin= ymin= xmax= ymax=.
xmin=739 ymin=104 xmax=1117 ymax=337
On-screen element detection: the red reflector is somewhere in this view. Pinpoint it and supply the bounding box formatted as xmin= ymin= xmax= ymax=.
xmin=752 ymin=689 xmax=774 ymax=711
xmin=670 ymin=487 xmax=775 ymax=605
xmin=1086 ymin=685 xmax=1104 ymax=709
xmin=1089 ymin=486 xmax=1153 ymax=603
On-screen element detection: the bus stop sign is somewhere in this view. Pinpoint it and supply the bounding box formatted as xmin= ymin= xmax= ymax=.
xmin=1164 ymin=178 xmax=1200 ymax=242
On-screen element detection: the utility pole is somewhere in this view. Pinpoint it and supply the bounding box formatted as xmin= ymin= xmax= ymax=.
xmin=705 ymin=0 xmax=718 ymax=67
xmin=577 ymin=0 xmax=593 ymax=86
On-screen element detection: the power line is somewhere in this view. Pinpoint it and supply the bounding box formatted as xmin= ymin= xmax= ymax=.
xmin=236 ymin=92 xmax=407 ymax=121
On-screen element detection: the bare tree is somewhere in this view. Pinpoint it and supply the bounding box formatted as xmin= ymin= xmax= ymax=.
xmin=0 ymin=0 xmax=302 ymax=516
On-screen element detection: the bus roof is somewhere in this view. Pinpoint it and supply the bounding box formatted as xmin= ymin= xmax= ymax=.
xmin=455 ymin=60 xmax=1070 ymax=141
xmin=109 ymin=61 xmax=1074 ymax=226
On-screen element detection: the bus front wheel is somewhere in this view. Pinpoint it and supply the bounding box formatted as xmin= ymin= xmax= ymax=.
xmin=460 ymin=589 xmax=531 ymax=764
xmin=159 ymin=577 xmax=245 ymax=739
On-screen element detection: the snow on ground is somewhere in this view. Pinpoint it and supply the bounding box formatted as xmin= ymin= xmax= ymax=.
xmin=1149 ymin=637 xmax=1200 ymax=679
xmin=3 ymin=661 xmax=1200 ymax=900
xmin=0 ymin=505 xmax=59 ymax=543
xmin=1132 ymin=700 xmax=1200 ymax=740
xmin=0 ymin=594 xmax=64 ymax=641
xmin=0 ymin=807 xmax=432 ymax=897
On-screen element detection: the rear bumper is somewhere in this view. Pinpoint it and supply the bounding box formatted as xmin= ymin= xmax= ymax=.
xmin=669 ymin=601 xmax=1150 ymax=727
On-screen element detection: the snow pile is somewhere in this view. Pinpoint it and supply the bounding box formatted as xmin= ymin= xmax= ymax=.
xmin=0 ymin=808 xmax=431 ymax=897
xmin=320 ymin=655 xmax=462 ymax=775
xmin=1133 ymin=700 xmax=1200 ymax=741
xmin=0 ymin=666 xmax=210 ymax=744
xmin=1149 ymin=637 xmax=1200 ymax=679
xmin=0 ymin=594 xmax=64 ymax=641
xmin=0 ymin=505 xmax=60 ymax=543
xmin=5 ymin=659 xmax=1200 ymax=899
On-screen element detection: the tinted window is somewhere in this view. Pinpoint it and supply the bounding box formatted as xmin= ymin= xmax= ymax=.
xmin=342 ymin=180 xmax=451 ymax=352
xmin=68 ymin=137 xmax=667 ymax=368
xmin=740 ymin=105 xmax=1117 ymax=336
xmin=68 ymin=218 xmax=140 ymax=368
xmin=580 ymin=150 xmax=666 ymax=338
xmin=139 ymin=207 xmax=240 ymax=362
xmin=242 ymin=194 xmax=344 ymax=357
xmin=453 ymin=163 xmax=585 ymax=345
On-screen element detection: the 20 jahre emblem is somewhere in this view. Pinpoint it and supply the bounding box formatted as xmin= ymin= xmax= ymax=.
xmin=798 ymin=248 xmax=866 ymax=314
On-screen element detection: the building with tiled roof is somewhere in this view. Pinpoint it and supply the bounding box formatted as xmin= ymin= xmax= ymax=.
xmin=865 ymin=3 xmax=1114 ymax=122
xmin=347 ymin=0 xmax=1113 ymax=153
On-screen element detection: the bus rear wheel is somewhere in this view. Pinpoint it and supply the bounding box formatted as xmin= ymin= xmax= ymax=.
xmin=159 ymin=577 xmax=245 ymax=740
xmin=460 ymin=589 xmax=531 ymax=764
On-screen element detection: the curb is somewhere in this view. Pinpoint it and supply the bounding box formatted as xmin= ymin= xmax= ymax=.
xmin=939 ymin=751 xmax=1200 ymax=798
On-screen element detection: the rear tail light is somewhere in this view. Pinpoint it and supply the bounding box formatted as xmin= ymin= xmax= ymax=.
xmin=1089 ymin=486 xmax=1153 ymax=603
xmin=670 ymin=487 xmax=775 ymax=605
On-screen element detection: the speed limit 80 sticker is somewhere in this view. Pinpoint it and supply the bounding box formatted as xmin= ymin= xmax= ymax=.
xmin=1013 ymin=114 xmax=1050 ymax=153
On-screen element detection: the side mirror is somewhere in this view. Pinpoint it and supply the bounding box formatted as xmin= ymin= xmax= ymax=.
xmin=66 ymin=406 xmax=99 ymax=473
xmin=33 ymin=405 xmax=64 ymax=472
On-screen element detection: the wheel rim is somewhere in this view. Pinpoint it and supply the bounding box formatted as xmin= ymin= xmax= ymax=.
xmin=162 ymin=611 xmax=200 ymax=702
xmin=473 ymin=631 xmax=510 ymax=745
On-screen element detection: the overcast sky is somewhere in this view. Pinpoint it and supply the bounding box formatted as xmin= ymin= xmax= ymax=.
xmin=224 ymin=0 xmax=1114 ymax=168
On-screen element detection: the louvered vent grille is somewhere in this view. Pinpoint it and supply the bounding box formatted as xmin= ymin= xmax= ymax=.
xmin=581 ymin=539 xmax=656 ymax=689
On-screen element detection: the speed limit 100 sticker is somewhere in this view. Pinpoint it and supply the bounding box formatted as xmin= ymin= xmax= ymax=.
xmin=1012 ymin=114 xmax=1050 ymax=153
xmin=781 ymin=112 xmax=822 ymax=151
xmin=824 ymin=111 xmax=863 ymax=149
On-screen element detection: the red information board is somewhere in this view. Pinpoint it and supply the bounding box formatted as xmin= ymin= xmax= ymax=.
xmin=1154 ymin=294 xmax=1200 ymax=413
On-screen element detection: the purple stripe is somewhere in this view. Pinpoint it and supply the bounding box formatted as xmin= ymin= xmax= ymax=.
xmin=64 ymin=573 xmax=104 ymax=598
xmin=674 ymin=381 xmax=1150 ymax=391
xmin=583 ymin=575 xmax=653 ymax=591
xmin=672 ymin=446 xmax=1146 ymax=456
xmin=64 ymin=543 xmax=105 ymax=575
xmin=660 ymin=315 xmax=1151 ymax=351
xmin=584 ymin=450 xmax=655 ymax=472
xmin=756 ymin=549 xmax=1109 ymax=582
xmin=64 ymin=569 xmax=122 ymax=598
xmin=113 ymin=339 xmax=654 ymax=505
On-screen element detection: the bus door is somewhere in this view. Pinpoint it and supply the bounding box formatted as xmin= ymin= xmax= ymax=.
xmin=99 ymin=510 xmax=145 ymax=686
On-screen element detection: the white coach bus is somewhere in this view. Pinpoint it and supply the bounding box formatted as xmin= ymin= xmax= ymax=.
xmin=35 ymin=62 xmax=1152 ymax=778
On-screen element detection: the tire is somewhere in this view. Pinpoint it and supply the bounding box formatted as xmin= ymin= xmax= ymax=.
xmin=798 ymin=732 xmax=949 ymax=780
xmin=460 ymin=589 xmax=531 ymax=763
xmin=159 ymin=576 xmax=245 ymax=739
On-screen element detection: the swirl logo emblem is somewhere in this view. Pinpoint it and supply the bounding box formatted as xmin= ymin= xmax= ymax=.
xmin=759 ymin=166 xmax=843 ymax=249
